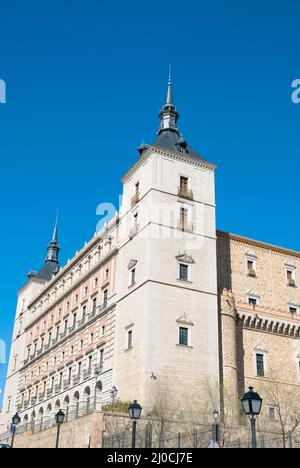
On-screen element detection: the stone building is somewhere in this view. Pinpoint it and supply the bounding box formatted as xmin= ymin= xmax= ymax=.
xmin=1 ymin=78 xmax=300 ymax=435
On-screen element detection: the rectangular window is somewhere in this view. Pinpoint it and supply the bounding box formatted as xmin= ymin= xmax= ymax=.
xmin=92 ymin=297 xmax=97 ymax=311
xmin=179 ymin=207 xmax=188 ymax=231
xmin=128 ymin=330 xmax=133 ymax=349
xmin=256 ymin=353 xmax=265 ymax=377
xmin=88 ymin=355 xmax=93 ymax=372
xmin=179 ymin=327 xmax=189 ymax=346
xmin=103 ymin=290 xmax=108 ymax=307
xmin=248 ymin=298 xmax=257 ymax=306
xmin=131 ymin=269 xmax=136 ymax=286
xmin=99 ymin=349 xmax=104 ymax=368
xmin=287 ymin=270 xmax=296 ymax=286
xmin=179 ymin=264 xmax=189 ymax=282
xmin=247 ymin=260 xmax=256 ymax=276
xmin=180 ymin=176 xmax=189 ymax=192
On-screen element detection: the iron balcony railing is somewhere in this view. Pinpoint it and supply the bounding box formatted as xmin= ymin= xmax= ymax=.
xmin=177 ymin=222 xmax=193 ymax=233
xmin=63 ymin=380 xmax=71 ymax=390
xmin=131 ymin=192 xmax=140 ymax=207
xmin=73 ymin=375 xmax=81 ymax=385
xmin=177 ymin=187 xmax=193 ymax=200
xmin=83 ymin=369 xmax=92 ymax=380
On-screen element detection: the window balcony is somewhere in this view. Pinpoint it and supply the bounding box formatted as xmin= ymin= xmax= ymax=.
xmin=73 ymin=375 xmax=81 ymax=385
xmin=63 ymin=380 xmax=71 ymax=390
xmin=55 ymin=384 xmax=62 ymax=394
xmin=177 ymin=187 xmax=193 ymax=200
xmin=24 ymin=400 xmax=30 ymax=409
xmin=131 ymin=192 xmax=140 ymax=207
xmin=83 ymin=369 xmax=92 ymax=381
xmin=248 ymin=269 xmax=257 ymax=278
xmin=38 ymin=393 xmax=45 ymax=402
xmin=68 ymin=324 xmax=77 ymax=334
xmin=177 ymin=222 xmax=193 ymax=233
xmin=60 ymin=330 xmax=67 ymax=340
xmin=46 ymin=389 xmax=53 ymax=398
xmin=94 ymin=364 xmax=103 ymax=376
xmin=52 ymin=336 xmax=59 ymax=345
xmin=129 ymin=224 xmax=139 ymax=239
xmin=78 ymin=317 xmax=86 ymax=327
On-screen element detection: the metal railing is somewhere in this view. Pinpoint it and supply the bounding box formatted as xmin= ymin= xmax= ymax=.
xmin=131 ymin=192 xmax=140 ymax=207
xmin=177 ymin=222 xmax=193 ymax=233
xmin=177 ymin=187 xmax=193 ymax=200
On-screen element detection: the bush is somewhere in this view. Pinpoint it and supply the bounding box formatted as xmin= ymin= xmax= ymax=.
xmin=102 ymin=401 xmax=131 ymax=414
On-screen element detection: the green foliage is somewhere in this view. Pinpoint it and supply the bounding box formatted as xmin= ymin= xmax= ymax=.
xmin=102 ymin=400 xmax=131 ymax=414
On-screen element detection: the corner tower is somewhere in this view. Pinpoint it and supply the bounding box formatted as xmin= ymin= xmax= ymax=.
xmin=113 ymin=77 xmax=220 ymax=411
xmin=0 ymin=220 xmax=61 ymax=431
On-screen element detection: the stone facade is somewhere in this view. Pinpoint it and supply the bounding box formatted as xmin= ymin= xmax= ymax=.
xmin=217 ymin=231 xmax=300 ymax=425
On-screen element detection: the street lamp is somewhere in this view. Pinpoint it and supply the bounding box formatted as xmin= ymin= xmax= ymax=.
xmin=128 ymin=400 xmax=142 ymax=449
xmin=11 ymin=413 xmax=21 ymax=448
xmin=241 ymin=386 xmax=263 ymax=449
xmin=55 ymin=409 xmax=65 ymax=449
xmin=110 ymin=386 xmax=118 ymax=407
xmin=212 ymin=410 xmax=220 ymax=446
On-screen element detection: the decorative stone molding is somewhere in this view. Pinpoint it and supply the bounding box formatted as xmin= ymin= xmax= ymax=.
xmin=127 ymin=259 xmax=138 ymax=270
xmin=245 ymin=250 xmax=257 ymax=259
xmin=175 ymin=253 xmax=195 ymax=264
xmin=238 ymin=312 xmax=300 ymax=338
xmin=176 ymin=313 xmax=194 ymax=326
xmin=125 ymin=321 xmax=134 ymax=330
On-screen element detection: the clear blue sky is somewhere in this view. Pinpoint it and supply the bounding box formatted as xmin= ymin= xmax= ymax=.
xmin=0 ymin=0 xmax=299 ymax=406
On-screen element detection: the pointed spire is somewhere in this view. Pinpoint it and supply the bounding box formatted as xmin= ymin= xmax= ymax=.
xmin=45 ymin=214 xmax=60 ymax=264
xmin=158 ymin=67 xmax=179 ymax=135
xmin=166 ymin=65 xmax=173 ymax=105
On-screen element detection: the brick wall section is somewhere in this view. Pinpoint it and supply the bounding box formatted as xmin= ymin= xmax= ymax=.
xmin=217 ymin=231 xmax=300 ymax=423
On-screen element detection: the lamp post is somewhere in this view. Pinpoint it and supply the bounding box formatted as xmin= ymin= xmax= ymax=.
xmin=110 ymin=386 xmax=118 ymax=407
xmin=128 ymin=400 xmax=142 ymax=449
xmin=212 ymin=409 xmax=220 ymax=446
xmin=11 ymin=413 xmax=21 ymax=448
xmin=55 ymin=409 xmax=65 ymax=449
xmin=241 ymin=387 xmax=263 ymax=449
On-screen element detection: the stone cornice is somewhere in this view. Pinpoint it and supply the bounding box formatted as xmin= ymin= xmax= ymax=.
xmin=217 ymin=230 xmax=300 ymax=259
xmin=238 ymin=310 xmax=300 ymax=338
xmin=122 ymin=146 xmax=216 ymax=183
